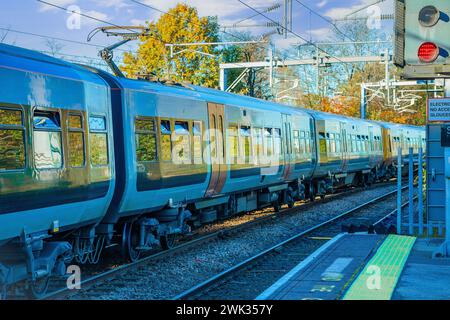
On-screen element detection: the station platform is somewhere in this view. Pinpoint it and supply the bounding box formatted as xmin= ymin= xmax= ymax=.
xmin=256 ymin=233 xmax=450 ymax=300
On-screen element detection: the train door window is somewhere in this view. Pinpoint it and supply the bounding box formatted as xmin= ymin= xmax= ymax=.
xmin=160 ymin=120 xmax=172 ymax=161
xmin=352 ymin=135 xmax=357 ymax=153
xmin=240 ymin=126 xmax=251 ymax=163
xmin=33 ymin=111 xmax=63 ymax=169
xmin=89 ymin=115 xmax=108 ymax=166
xmin=254 ymin=127 xmax=263 ymax=164
xmin=329 ymin=133 xmax=336 ymax=153
xmin=293 ymin=130 xmax=300 ymax=158
xmin=347 ymin=134 xmax=352 ymax=152
xmin=273 ymin=128 xmax=282 ymax=156
xmin=229 ymin=125 xmax=238 ymax=163
xmin=305 ymin=132 xmax=311 ymax=155
xmin=335 ymin=134 xmax=341 ymax=153
xmin=192 ymin=121 xmax=202 ymax=164
xmin=174 ymin=121 xmax=190 ymax=163
xmin=0 ymin=108 xmax=25 ymax=171
xmin=319 ymin=132 xmax=326 ymax=153
xmin=299 ymin=131 xmax=305 ymax=156
xmin=264 ymin=128 xmax=273 ymax=157
xmin=68 ymin=114 xmax=85 ymax=167
xmin=135 ymin=117 xmax=157 ymax=162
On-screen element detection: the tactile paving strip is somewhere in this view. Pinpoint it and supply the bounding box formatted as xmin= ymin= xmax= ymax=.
xmin=343 ymin=234 xmax=416 ymax=300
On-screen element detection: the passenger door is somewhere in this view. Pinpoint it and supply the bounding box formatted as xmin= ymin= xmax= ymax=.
xmin=282 ymin=114 xmax=293 ymax=180
xmin=205 ymin=103 xmax=227 ymax=197
xmin=341 ymin=126 xmax=348 ymax=172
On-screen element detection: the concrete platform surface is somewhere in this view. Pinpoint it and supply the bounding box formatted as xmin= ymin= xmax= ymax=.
xmin=393 ymin=239 xmax=450 ymax=300
xmin=256 ymin=233 xmax=385 ymax=300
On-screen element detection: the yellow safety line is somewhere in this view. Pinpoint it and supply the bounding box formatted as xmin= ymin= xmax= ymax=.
xmin=343 ymin=234 xmax=416 ymax=300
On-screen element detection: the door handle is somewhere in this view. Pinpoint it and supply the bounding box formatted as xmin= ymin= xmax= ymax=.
xmin=432 ymin=168 xmax=436 ymax=181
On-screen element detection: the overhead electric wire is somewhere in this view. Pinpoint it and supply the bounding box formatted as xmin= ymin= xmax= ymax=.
xmin=127 ymin=0 xmax=276 ymax=71
xmin=236 ymin=0 xmax=346 ymax=64
xmin=293 ymin=0 xmax=356 ymax=42
xmin=0 ymin=26 xmax=129 ymax=52
xmin=36 ymin=0 xmax=156 ymax=38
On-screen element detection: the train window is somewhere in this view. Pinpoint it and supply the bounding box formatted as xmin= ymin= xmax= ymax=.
xmin=135 ymin=117 xmax=157 ymax=162
xmin=89 ymin=116 xmax=108 ymax=166
xmin=264 ymin=128 xmax=273 ymax=157
xmin=193 ymin=121 xmax=202 ymax=164
xmin=175 ymin=121 xmax=189 ymax=134
xmin=68 ymin=114 xmax=85 ymax=167
xmin=193 ymin=122 xmax=202 ymax=135
xmin=293 ymin=130 xmax=300 ymax=158
xmin=240 ymin=126 xmax=251 ymax=161
xmin=33 ymin=111 xmax=62 ymax=169
xmin=173 ymin=121 xmax=190 ymax=163
xmin=0 ymin=108 xmax=25 ymax=171
xmin=229 ymin=125 xmax=238 ymax=162
xmin=160 ymin=120 xmax=171 ymax=135
xmin=160 ymin=120 xmax=172 ymax=161
xmin=299 ymin=131 xmax=305 ymax=155
xmin=89 ymin=116 xmax=106 ymax=131
xmin=254 ymin=128 xmax=263 ymax=162
xmin=319 ymin=132 xmax=325 ymax=139
xmin=0 ymin=108 xmax=22 ymax=126
xmin=273 ymin=128 xmax=281 ymax=156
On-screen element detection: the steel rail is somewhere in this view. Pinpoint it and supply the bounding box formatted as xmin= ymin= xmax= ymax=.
xmin=40 ymin=182 xmax=398 ymax=300
xmin=172 ymin=186 xmax=413 ymax=300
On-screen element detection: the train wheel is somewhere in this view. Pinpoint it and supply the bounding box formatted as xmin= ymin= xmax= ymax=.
xmin=309 ymin=184 xmax=315 ymax=202
xmin=121 ymin=222 xmax=141 ymax=262
xmin=272 ymin=201 xmax=281 ymax=212
xmin=27 ymin=276 xmax=50 ymax=299
xmin=286 ymin=188 xmax=295 ymax=208
xmin=160 ymin=234 xmax=178 ymax=250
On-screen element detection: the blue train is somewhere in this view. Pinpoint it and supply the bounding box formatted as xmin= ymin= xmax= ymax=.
xmin=0 ymin=44 xmax=425 ymax=297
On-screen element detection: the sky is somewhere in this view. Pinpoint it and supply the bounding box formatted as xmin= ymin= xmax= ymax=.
xmin=0 ymin=0 xmax=394 ymax=66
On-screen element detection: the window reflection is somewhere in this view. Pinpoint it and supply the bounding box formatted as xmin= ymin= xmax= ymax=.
xmin=90 ymin=133 xmax=108 ymax=166
xmin=0 ymin=108 xmax=25 ymax=171
xmin=0 ymin=129 xmax=25 ymax=170
xmin=33 ymin=111 xmax=62 ymax=170
xmin=34 ymin=131 xmax=62 ymax=169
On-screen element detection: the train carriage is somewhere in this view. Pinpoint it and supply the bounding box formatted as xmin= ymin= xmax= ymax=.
xmin=0 ymin=44 xmax=115 ymax=294
xmin=307 ymin=111 xmax=384 ymax=196
xmin=94 ymin=71 xmax=318 ymax=258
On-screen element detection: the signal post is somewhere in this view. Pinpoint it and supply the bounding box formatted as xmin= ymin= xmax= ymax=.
xmin=395 ymin=0 xmax=450 ymax=255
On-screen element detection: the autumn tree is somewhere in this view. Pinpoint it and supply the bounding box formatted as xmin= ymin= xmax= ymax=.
xmin=121 ymin=3 xmax=220 ymax=87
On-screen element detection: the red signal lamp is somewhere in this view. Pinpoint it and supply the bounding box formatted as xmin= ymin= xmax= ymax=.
xmin=418 ymin=42 xmax=439 ymax=63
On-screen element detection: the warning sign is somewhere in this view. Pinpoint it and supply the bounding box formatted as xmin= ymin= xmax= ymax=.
xmin=428 ymin=98 xmax=450 ymax=123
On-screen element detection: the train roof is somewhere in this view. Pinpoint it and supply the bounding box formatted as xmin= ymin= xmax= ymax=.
xmin=1 ymin=44 xmax=425 ymax=132
xmin=100 ymin=72 xmax=313 ymax=118
xmin=0 ymin=43 xmax=108 ymax=87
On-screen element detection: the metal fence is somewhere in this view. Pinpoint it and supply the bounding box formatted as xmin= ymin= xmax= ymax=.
xmin=396 ymin=147 xmax=445 ymax=237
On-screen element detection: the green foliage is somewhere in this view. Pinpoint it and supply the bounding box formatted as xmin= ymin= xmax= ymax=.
xmin=121 ymin=3 xmax=220 ymax=88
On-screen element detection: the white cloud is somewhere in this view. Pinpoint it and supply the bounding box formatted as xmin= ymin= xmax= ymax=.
xmin=310 ymin=27 xmax=333 ymax=41
xmin=39 ymin=0 xmax=77 ymax=12
xmin=92 ymin=0 xmax=131 ymax=10
xmin=81 ymin=10 xmax=110 ymax=28
xmin=139 ymin=0 xmax=279 ymax=23
xmin=130 ymin=18 xmax=148 ymax=26
xmin=317 ymin=0 xmax=328 ymax=9
xmin=323 ymin=0 xmax=391 ymax=20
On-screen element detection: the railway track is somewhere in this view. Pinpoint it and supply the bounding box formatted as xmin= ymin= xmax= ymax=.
xmin=173 ymin=188 xmax=416 ymax=300
xmin=23 ymin=181 xmax=401 ymax=300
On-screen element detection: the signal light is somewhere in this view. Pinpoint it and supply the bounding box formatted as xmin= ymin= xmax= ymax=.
xmin=418 ymin=5 xmax=440 ymax=27
xmin=418 ymin=42 xmax=439 ymax=63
